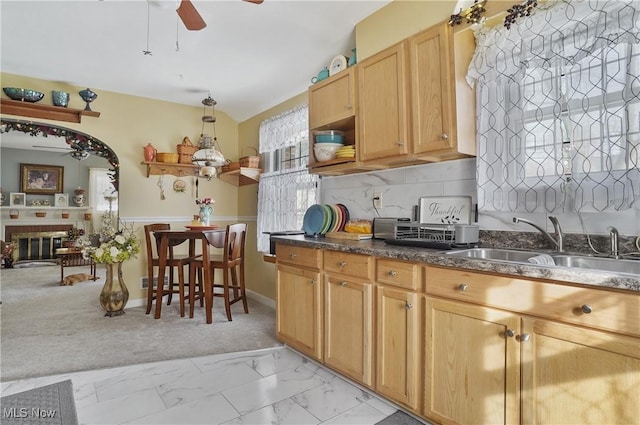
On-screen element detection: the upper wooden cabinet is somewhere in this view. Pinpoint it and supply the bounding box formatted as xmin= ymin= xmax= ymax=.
xmin=358 ymin=42 xmax=411 ymax=163
xmin=309 ymin=68 xmax=356 ymax=129
xmin=307 ymin=20 xmax=477 ymax=176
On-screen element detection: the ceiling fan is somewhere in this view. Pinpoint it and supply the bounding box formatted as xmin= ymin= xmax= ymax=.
xmin=176 ymin=0 xmax=263 ymax=31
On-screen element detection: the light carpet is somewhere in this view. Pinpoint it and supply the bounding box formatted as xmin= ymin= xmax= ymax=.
xmin=0 ymin=264 xmax=281 ymax=382
xmin=0 ymin=379 xmax=78 ymax=425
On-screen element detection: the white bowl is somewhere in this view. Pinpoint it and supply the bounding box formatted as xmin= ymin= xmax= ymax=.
xmin=314 ymin=143 xmax=342 ymax=162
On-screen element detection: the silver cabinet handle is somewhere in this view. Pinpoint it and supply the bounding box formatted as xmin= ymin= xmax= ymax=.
xmin=346 ymin=104 xmax=353 ymax=110
xmin=396 ymin=141 xmax=405 ymax=146
xmin=519 ymin=333 xmax=531 ymax=342
xmin=405 ymin=302 xmax=413 ymax=310
xmin=339 ymin=261 xmax=347 ymax=268
xmin=310 ymin=279 xmax=316 ymax=285
xmin=289 ymin=252 xmax=296 ymax=259
xmin=505 ymin=329 xmax=516 ymax=338
xmin=440 ymin=133 xmax=449 ymax=140
xmin=581 ymin=304 xmax=592 ymax=314
xmin=388 ymin=270 xmax=397 ymax=277
xmin=340 ymin=281 xmax=347 ymax=287
xmin=457 ymin=284 xmax=468 ymax=292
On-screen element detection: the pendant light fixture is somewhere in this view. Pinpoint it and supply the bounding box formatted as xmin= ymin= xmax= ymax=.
xmin=192 ymin=93 xmax=226 ymax=180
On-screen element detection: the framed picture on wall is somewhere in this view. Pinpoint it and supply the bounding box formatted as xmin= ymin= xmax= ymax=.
xmin=20 ymin=163 xmax=64 ymax=195
xmin=10 ymin=192 xmax=26 ymax=206
xmin=54 ymin=193 xmax=68 ymax=207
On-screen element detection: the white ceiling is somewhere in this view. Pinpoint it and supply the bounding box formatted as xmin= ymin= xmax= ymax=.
xmin=1 ymin=0 xmax=392 ymax=123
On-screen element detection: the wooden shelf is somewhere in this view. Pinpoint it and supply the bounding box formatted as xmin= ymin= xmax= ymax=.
xmin=1 ymin=98 xmax=100 ymax=123
xmin=218 ymin=167 xmax=261 ymax=186
xmin=140 ymin=161 xmax=199 ymax=178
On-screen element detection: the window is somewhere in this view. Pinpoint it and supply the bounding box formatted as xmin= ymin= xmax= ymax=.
xmin=469 ymin=0 xmax=640 ymax=213
xmin=257 ymin=104 xmax=319 ymax=252
xmin=89 ymin=168 xmax=118 ymax=213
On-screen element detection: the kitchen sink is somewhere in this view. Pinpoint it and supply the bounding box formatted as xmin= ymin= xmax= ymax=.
xmin=552 ymin=254 xmax=640 ymax=275
xmin=445 ymin=248 xmax=546 ymax=263
xmin=446 ymin=248 xmax=640 ymax=276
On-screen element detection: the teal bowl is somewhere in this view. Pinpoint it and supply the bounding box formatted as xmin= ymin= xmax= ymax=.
xmin=3 ymin=87 xmax=44 ymax=102
xmin=315 ymin=130 xmax=345 ymax=144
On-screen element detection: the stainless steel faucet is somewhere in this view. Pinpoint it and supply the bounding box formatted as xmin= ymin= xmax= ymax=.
xmin=513 ymin=216 xmax=565 ymax=252
xmin=608 ymin=226 xmax=620 ymax=259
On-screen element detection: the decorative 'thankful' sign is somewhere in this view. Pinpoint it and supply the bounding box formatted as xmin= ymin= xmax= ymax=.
xmin=418 ymin=196 xmax=473 ymax=225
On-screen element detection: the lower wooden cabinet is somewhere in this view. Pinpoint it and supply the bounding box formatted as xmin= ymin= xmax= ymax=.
xmin=424 ymin=296 xmax=520 ymax=425
xmin=425 ymin=297 xmax=640 ymax=425
xmin=521 ymin=318 xmax=640 ymax=425
xmin=324 ymin=275 xmax=374 ymax=386
xmin=376 ymin=285 xmax=421 ymax=410
xmin=276 ymin=263 xmax=323 ymax=360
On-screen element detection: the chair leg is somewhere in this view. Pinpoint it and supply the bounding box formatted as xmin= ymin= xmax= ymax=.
xmin=198 ymin=268 xmax=204 ymax=307
xmin=145 ymin=264 xmax=155 ymax=314
xmin=178 ymin=265 xmax=186 ymax=317
xmin=239 ymin=262 xmax=249 ymax=314
xmin=223 ymin=268 xmax=232 ymax=321
xmin=189 ymin=264 xmax=196 ymax=318
xmin=167 ymin=267 xmax=174 ymax=305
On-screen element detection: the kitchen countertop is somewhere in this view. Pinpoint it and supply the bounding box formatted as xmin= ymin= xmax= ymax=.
xmin=272 ymin=235 xmax=640 ymax=292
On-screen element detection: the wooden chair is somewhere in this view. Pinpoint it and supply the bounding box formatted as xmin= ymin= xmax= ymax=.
xmin=143 ymin=223 xmax=202 ymax=317
xmin=191 ymin=223 xmax=248 ymax=321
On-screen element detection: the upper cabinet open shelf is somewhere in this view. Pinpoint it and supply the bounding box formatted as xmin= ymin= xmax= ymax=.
xmin=0 ymin=99 xmax=100 ymax=123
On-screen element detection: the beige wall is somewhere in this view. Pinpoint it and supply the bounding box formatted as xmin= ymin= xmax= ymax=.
xmin=1 ymin=72 xmax=240 ymax=302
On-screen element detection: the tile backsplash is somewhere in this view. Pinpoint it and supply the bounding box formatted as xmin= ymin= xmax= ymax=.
xmin=320 ymin=158 xmax=640 ymax=243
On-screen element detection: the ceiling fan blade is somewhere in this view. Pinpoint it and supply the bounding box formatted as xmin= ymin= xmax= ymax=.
xmin=176 ymin=0 xmax=206 ymax=31
xmin=243 ymin=0 xmax=264 ymax=4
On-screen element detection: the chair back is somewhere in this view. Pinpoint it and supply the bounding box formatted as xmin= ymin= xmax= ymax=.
xmin=224 ymin=223 xmax=246 ymax=265
xmin=143 ymin=223 xmax=170 ymax=262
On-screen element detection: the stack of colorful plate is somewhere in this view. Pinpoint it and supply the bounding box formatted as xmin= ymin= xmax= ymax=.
xmin=302 ymin=203 xmax=350 ymax=236
xmin=335 ymin=145 xmax=355 ymax=159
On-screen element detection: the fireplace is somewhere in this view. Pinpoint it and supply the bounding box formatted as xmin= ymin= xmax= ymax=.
xmin=5 ymin=225 xmax=73 ymax=262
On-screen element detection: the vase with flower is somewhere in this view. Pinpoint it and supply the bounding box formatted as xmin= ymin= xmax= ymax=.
xmin=195 ymin=197 xmax=215 ymax=226
xmin=78 ymin=223 xmax=140 ymax=316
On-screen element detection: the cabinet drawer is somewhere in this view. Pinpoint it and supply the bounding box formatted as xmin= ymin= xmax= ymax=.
xmin=376 ymin=258 xmax=422 ymax=291
xmin=425 ymin=266 xmax=640 ymax=336
xmin=276 ymin=244 xmax=321 ymax=270
xmin=324 ymin=250 xmax=372 ymax=279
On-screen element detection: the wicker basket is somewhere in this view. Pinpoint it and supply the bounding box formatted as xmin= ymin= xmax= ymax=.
xmin=177 ymin=137 xmax=199 ymax=164
xmin=239 ymin=147 xmax=260 ymax=168
xmin=157 ymin=152 xmax=179 ymax=163
xmin=221 ymin=161 xmax=240 ymax=173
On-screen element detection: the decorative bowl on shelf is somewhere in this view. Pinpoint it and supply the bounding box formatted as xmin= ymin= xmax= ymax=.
xmin=78 ymin=88 xmax=98 ymax=111
xmin=3 ymin=87 xmax=45 ymax=102
xmin=315 ymin=130 xmax=345 ymax=144
xmin=314 ymin=142 xmax=344 ymax=162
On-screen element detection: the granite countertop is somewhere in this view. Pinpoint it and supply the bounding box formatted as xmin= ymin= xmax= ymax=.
xmin=272 ymin=235 xmax=640 ymax=293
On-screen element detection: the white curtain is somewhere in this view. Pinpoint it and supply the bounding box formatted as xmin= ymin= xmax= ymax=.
xmin=468 ymin=0 xmax=640 ymax=213
xmin=257 ymin=104 xmax=319 ymax=252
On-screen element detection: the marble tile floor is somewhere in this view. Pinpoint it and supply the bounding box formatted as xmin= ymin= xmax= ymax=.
xmin=1 ymin=346 xmax=428 ymax=425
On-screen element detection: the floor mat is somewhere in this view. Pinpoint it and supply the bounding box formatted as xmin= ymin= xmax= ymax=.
xmin=0 ymin=379 xmax=78 ymax=425
xmin=376 ymin=410 xmax=428 ymax=425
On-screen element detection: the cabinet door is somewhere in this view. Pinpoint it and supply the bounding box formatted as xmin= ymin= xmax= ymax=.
xmin=521 ymin=317 xmax=640 ymax=425
xmin=309 ymin=68 xmax=355 ymax=129
xmin=324 ymin=275 xmax=374 ymax=386
xmin=376 ymin=285 xmax=420 ymax=410
xmin=409 ymin=23 xmax=455 ymax=155
xmin=276 ymin=264 xmax=322 ymax=360
xmin=424 ymin=297 xmax=520 ymax=425
xmin=358 ymin=42 xmax=410 ymax=162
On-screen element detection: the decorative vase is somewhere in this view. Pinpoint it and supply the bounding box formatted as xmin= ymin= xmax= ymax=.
xmin=78 ymin=88 xmax=98 ymax=111
xmin=52 ymin=90 xmax=70 ymax=107
xmin=348 ymin=48 xmax=357 ymax=66
xmin=143 ymin=143 xmax=157 ymax=162
xmin=100 ymin=262 xmax=129 ymax=317
xmin=198 ymin=204 xmax=213 ymax=226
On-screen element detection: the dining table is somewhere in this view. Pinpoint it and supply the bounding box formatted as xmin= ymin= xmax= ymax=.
xmin=153 ymin=228 xmax=225 ymax=324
